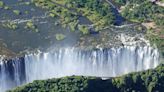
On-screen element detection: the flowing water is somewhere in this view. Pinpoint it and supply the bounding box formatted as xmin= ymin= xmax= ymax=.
xmin=0 ymin=46 xmax=160 ymax=92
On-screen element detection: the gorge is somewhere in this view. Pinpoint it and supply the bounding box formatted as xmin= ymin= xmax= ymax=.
xmin=0 ymin=46 xmax=160 ymax=92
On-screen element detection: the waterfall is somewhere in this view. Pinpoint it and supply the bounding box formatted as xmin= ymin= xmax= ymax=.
xmin=0 ymin=46 xmax=160 ymax=91
xmin=0 ymin=57 xmax=25 ymax=92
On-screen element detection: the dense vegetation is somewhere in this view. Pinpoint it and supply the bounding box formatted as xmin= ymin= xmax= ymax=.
xmin=9 ymin=64 xmax=164 ymax=92
xmin=120 ymin=0 xmax=164 ymax=25
xmin=146 ymin=29 xmax=164 ymax=58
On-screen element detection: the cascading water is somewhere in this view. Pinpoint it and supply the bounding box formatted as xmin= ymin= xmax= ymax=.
xmin=0 ymin=57 xmax=25 ymax=92
xmin=0 ymin=46 xmax=160 ymax=92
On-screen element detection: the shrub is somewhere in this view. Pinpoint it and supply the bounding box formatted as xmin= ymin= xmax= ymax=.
xmin=55 ymin=34 xmax=66 ymax=41
xmin=13 ymin=10 xmax=21 ymax=15
xmin=25 ymin=21 xmax=39 ymax=32
xmin=0 ymin=1 xmax=4 ymax=8
xmin=4 ymin=6 xmax=10 ymax=10
xmin=78 ymin=25 xmax=89 ymax=35
xmin=2 ymin=22 xmax=18 ymax=30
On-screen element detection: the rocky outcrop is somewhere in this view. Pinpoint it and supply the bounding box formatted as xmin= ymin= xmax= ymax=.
xmin=76 ymin=24 xmax=148 ymax=49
